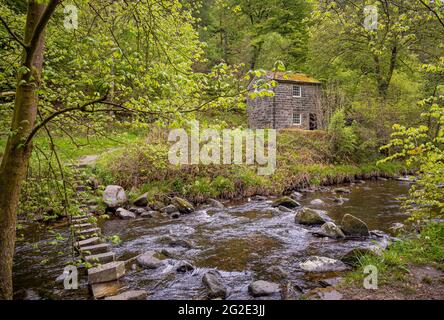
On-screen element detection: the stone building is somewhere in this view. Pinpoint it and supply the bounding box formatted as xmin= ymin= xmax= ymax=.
xmin=247 ymin=71 xmax=322 ymax=130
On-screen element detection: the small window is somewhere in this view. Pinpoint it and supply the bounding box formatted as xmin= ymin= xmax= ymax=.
xmin=293 ymin=85 xmax=302 ymax=97
xmin=293 ymin=112 xmax=302 ymax=125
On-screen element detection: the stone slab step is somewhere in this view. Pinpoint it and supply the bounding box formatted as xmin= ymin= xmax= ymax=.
xmin=90 ymin=280 xmax=123 ymax=299
xmin=75 ymin=236 xmax=101 ymax=248
xmin=79 ymin=243 xmax=111 ymax=255
xmin=84 ymin=252 xmax=115 ymax=264
xmin=88 ymin=261 xmax=125 ymax=284
xmin=76 ymin=227 xmax=101 ymax=237
xmin=73 ymin=223 xmax=95 ymax=230
xmin=105 ymin=290 xmax=147 ymax=300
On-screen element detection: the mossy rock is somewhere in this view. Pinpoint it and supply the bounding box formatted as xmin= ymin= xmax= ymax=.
xmin=172 ymin=197 xmax=194 ymax=214
xmin=295 ymin=208 xmax=330 ymax=225
xmin=272 ymin=196 xmax=301 ymax=208
xmin=341 ymin=214 xmax=369 ymax=237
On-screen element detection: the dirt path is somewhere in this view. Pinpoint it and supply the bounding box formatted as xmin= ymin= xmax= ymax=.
xmin=339 ymin=265 xmax=444 ymax=300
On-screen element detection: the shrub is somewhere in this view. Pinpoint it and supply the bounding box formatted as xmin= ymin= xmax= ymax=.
xmin=327 ymin=109 xmax=358 ymax=163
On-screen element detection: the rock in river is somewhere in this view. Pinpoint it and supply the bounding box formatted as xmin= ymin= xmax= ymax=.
xmin=137 ymin=251 xmax=163 ymax=269
xmin=175 ymin=260 xmax=195 ymax=273
xmin=310 ymin=199 xmax=325 ymax=206
xmin=172 ymin=197 xmax=195 ymax=214
xmin=299 ymin=256 xmax=348 ymax=273
xmin=248 ymin=280 xmax=280 ymax=297
xmin=208 ymin=198 xmax=224 ymax=209
xmin=340 ymin=214 xmax=370 ymax=237
xmin=319 ymin=222 xmax=345 ymax=239
xmin=295 ymin=208 xmax=330 ymax=225
xmin=116 ymin=208 xmax=136 ymax=220
xmin=103 ymin=185 xmax=127 ymax=209
xmin=202 ymin=270 xmax=227 ymax=299
xmin=133 ymin=192 xmax=149 ymax=207
xmin=161 ymin=204 xmax=178 ymax=214
xmin=272 ymin=196 xmax=301 ymax=208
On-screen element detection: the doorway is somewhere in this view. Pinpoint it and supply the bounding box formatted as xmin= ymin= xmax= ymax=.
xmin=309 ymin=113 xmax=318 ymax=130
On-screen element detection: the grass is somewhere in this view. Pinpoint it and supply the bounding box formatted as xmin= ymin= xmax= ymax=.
xmin=343 ymin=222 xmax=444 ymax=286
xmin=0 ymin=128 xmax=145 ymax=162
xmin=91 ymin=128 xmax=406 ymax=203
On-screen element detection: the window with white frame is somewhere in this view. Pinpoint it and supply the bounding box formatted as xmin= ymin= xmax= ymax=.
xmin=293 ymin=85 xmax=302 ymax=97
xmin=293 ymin=112 xmax=302 ymax=125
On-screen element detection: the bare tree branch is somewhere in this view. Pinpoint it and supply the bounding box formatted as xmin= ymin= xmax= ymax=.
xmin=0 ymin=16 xmax=28 ymax=49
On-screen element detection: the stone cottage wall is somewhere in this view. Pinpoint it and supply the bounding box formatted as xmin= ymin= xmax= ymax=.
xmin=247 ymin=82 xmax=322 ymax=130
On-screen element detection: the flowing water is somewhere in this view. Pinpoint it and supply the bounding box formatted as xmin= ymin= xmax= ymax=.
xmin=13 ymin=179 xmax=411 ymax=300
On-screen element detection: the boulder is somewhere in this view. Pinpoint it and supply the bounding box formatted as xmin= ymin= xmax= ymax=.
xmin=340 ymin=247 xmax=378 ymax=266
xmin=272 ymin=196 xmax=301 ymax=208
xmin=319 ymin=222 xmax=345 ymax=239
xmin=341 ymin=214 xmax=369 ymax=237
xmin=208 ymin=199 xmax=224 ymax=209
xmin=202 ymin=270 xmax=227 ymax=299
xmin=172 ymin=197 xmax=195 ymax=214
xmin=171 ymin=212 xmax=181 ymax=219
xmin=299 ymin=256 xmax=348 ymax=273
xmin=116 ymin=208 xmax=136 ymax=220
xmin=310 ymin=199 xmax=325 ymax=206
xmin=133 ymin=192 xmax=149 ymax=207
xmin=105 ymin=290 xmax=147 ymax=300
xmin=248 ymin=280 xmax=280 ymax=297
xmin=150 ymin=201 xmax=165 ymax=211
xmin=290 ymin=192 xmax=303 ymax=200
xmin=161 ymin=204 xmax=178 ymax=214
xmin=334 ymin=187 xmax=351 ymax=194
xmin=136 ymin=251 xmax=163 ymax=269
xmin=103 ymin=185 xmax=127 ymax=209
xmin=295 ymin=208 xmax=330 ymax=225
xmin=141 ymin=211 xmax=157 ymax=218
xmin=175 ymin=260 xmax=195 ymax=273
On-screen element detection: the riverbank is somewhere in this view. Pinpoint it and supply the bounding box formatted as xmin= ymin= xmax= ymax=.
xmin=337 ymin=222 xmax=444 ymax=300
xmin=89 ymin=129 xmax=406 ymax=205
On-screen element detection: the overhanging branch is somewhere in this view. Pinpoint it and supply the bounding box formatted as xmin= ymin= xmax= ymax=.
xmin=0 ymin=16 xmax=28 ymax=49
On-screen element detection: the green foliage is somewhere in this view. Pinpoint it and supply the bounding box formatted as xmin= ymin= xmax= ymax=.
xmin=346 ymin=222 xmax=444 ymax=285
xmin=196 ymin=0 xmax=311 ymax=70
xmin=327 ymin=109 xmax=358 ymax=163
xmin=380 ymin=96 xmax=444 ymax=221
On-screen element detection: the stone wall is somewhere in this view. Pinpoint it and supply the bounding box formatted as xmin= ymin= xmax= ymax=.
xmin=247 ymin=82 xmax=322 ymax=130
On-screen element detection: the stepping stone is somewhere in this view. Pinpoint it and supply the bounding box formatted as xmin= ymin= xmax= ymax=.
xmin=88 ymin=261 xmax=125 ymax=284
xmin=105 ymin=290 xmax=147 ymax=300
xmin=73 ymin=223 xmax=95 ymax=230
xmin=79 ymin=243 xmax=111 ymax=255
xmin=76 ymin=227 xmax=101 ymax=237
xmin=84 ymin=252 xmax=115 ymax=264
xmin=90 ymin=280 xmax=122 ymax=299
xmin=75 ymin=236 xmax=100 ymax=248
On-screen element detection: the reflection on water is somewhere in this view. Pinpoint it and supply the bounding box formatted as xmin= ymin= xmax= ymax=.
xmin=13 ymin=179 xmax=410 ymax=300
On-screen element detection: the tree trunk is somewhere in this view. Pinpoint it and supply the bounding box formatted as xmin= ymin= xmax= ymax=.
xmin=0 ymin=1 xmax=47 ymax=300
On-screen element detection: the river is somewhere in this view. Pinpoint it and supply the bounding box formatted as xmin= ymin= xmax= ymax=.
xmin=12 ymin=179 xmax=411 ymax=300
